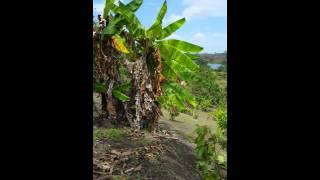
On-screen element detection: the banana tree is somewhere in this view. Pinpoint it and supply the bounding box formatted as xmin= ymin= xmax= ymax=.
xmin=108 ymin=0 xmax=203 ymax=132
xmin=145 ymin=1 xmax=202 ymax=128
xmin=93 ymin=0 xmax=139 ymax=125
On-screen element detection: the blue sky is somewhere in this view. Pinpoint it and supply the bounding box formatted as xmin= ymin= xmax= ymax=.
xmin=93 ymin=0 xmax=227 ymax=53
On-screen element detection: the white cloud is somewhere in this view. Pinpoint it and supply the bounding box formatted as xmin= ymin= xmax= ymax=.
xmin=193 ymin=33 xmax=205 ymax=39
xmin=188 ymin=32 xmax=227 ymax=53
xmin=167 ymin=0 xmax=227 ymax=21
xmin=163 ymin=32 xmax=226 ymax=53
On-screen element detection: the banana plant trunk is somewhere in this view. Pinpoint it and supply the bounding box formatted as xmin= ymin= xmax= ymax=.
xmin=127 ymin=45 xmax=163 ymax=133
xmin=94 ymin=33 xmax=127 ymax=126
xmin=99 ymin=78 xmax=107 ymax=111
xmin=131 ymin=58 xmax=161 ymax=132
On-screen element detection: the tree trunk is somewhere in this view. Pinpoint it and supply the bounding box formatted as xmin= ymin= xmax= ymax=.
xmin=94 ymin=34 xmax=125 ymax=126
xmin=130 ymin=57 xmax=161 ymax=133
xmin=101 ymin=92 xmax=107 ymax=112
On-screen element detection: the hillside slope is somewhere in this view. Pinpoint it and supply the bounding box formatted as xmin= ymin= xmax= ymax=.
xmin=198 ymin=53 xmax=227 ymax=64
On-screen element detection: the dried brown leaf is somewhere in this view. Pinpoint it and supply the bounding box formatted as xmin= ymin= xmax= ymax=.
xmin=109 ymin=165 xmax=114 ymax=175
xmin=146 ymin=153 xmax=153 ymax=157
xmin=134 ymin=164 xmax=142 ymax=171
xmin=121 ymin=151 xmax=132 ymax=156
xmin=120 ymin=156 xmax=129 ymax=162
xmin=124 ymin=167 xmax=134 ymax=173
xmin=107 ymin=102 xmax=117 ymax=115
xmin=111 ymin=150 xmax=122 ymax=156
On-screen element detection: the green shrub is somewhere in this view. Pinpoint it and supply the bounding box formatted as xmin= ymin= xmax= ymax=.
xmin=213 ymin=107 xmax=227 ymax=130
xmin=195 ymin=105 xmax=227 ymax=180
xmin=168 ymin=106 xmax=180 ymax=121
xmin=209 ymin=105 xmax=227 ymax=149
xmin=186 ymin=65 xmax=226 ymax=107
xmin=194 ymin=125 xmax=226 ymax=180
xmin=197 ymin=97 xmax=212 ymax=111
xmin=158 ymin=86 xmax=196 ymax=121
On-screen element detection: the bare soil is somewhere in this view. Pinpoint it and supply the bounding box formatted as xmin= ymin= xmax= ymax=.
xmin=93 ymin=126 xmax=202 ymax=180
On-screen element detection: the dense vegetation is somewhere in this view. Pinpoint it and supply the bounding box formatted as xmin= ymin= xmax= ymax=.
xmin=93 ymin=0 xmax=227 ymax=179
xmin=93 ymin=0 xmax=202 ymax=133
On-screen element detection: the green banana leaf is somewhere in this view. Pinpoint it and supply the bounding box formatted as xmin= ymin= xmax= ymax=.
xmin=185 ymin=53 xmax=200 ymax=60
xmin=113 ymin=82 xmax=131 ymax=93
xmin=112 ymin=89 xmax=130 ymax=102
xmin=94 ymin=82 xmax=107 ymax=93
xmin=147 ymin=0 xmax=167 ymax=38
xmin=159 ymin=39 xmax=203 ymax=52
xmin=167 ymin=93 xmax=186 ymax=110
xmin=164 ymin=82 xmax=196 ymax=108
xmin=103 ymin=0 xmax=115 ymax=19
xmin=159 ymin=43 xmax=199 ymax=71
xmin=158 ymin=18 xmax=185 ymax=40
xmin=110 ymin=3 xmax=143 ymax=36
xmin=163 ymin=60 xmax=193 ymax=81
xmin=102 ymin=15 xmax=125 ymax=35
xmin=125 ymin=0 xmax=143 ymax=12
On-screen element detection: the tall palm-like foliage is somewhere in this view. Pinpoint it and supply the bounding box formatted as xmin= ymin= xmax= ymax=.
xmin=93 ymin=0 xmax=203 ymax=132
xmin=93 ymin=0 xmax=129 ymax=125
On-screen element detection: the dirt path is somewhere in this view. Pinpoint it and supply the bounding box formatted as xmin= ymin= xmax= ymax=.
xmin=160 ymin=109 xmax=217 ymax=143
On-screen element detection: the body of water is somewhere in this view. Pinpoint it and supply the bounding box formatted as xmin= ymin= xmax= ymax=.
xmin=208 ymin=63 xmax=224 ymax=70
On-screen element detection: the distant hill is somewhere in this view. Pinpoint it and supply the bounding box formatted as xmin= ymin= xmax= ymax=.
xmin=197 ymin=52 xmax=227 ymax=64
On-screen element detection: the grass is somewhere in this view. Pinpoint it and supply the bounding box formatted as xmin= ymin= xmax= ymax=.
xmin=93 ymin=127 xmax=126 ymax=141
xmin=215 ymin=71 xmax=227 ymax=88
xmin=185 ymin=134 xmax=195 ymax=143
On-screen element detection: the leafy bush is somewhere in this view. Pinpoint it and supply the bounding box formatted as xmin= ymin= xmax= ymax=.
xmin=197 ymin=97 xmax=212 ymax=112
xmin=195 ymin=105 xmax=227 ymax=179
xmin=213 ymin=105 xmax=227 ymax=150
xmin=213 ymin=107 xmax=227 ymax=130
xmin=168 ymin=106 xmax=180 ymax=121
xmin=209 ymin=105 xmax=227 ymax=128
xmin=186 ymin=63 xmax=226 ymax=107
xmin=159 ymin=82 xmax=197 ymax=121
xmin=194 ymin=125 xmax=227 ymax=180
xmin=159 ymin=94 xmax=183 ymax=121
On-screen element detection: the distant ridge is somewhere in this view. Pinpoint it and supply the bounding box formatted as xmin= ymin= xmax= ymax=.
xmin=197 ymin=52 xmax=227 ymax=64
